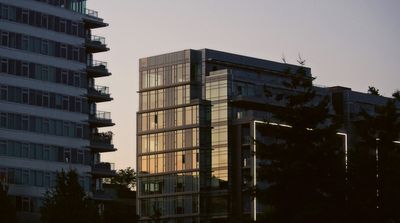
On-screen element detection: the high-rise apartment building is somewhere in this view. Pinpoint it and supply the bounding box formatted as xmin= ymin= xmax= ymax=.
xmin=137 ymin=49 xmax=396 ymax=223
xmin=0 ymin=0 xmax=115 ymax=221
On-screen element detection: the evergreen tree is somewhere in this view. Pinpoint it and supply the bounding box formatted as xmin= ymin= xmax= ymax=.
xmin=40 ymin=170 xmax=100 ymax=223
xmin=257 ymin=65 xmax=347 ymax=222
xmin=351 ymin=91 xmax=400 ymax=222
xmin=0 ymin=182 xmax=17 ymax=223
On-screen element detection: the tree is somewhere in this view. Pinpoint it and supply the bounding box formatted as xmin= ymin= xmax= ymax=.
xmin=41 ymin=170 xmax=100 ymax=223
xmin=368 ymin=86 xmax=380 ymax=96
xmin=102 ymin=167 xmax=137 ymax=223
xmin=351 ymin=91 xmax=400 ymax=222
xmin=257 ymin=64 xmax=347 ymax=222
xmin=109 ymin=167 xmax=136 ymax=191
xmin=0 ymin=182 xmax=17 ymax=223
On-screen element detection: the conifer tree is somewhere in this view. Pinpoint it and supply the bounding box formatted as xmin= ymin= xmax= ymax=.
xmin=0 ymin=182 xmax=17 ymax=223
xmin=257 ymin=65 xmax=347 ymax=222
xmin=351 ymin=91 xmax=400 ymax=222
xmin=41 ymin=170 xmax=100 ymax=223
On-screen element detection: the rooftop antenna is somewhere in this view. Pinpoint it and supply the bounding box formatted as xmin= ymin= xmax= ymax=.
xmin=297 ymin=53 xmax=306 ymax=66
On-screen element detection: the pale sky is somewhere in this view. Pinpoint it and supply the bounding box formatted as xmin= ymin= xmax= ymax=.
xmin=88 ymin=0 xmax=400 ymax=169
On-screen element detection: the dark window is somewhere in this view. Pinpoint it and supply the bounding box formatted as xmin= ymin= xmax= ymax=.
xmin=1 ymin=31 xmax=8 ymax=46
xmin=60 ymin=44 xmax=67 ymax=58
xmin=21 ymin=62 xmax=29 ymax=77
xmin=0 ymin=85 xmax=7 ymax=100
xmin=1 ymin=58 xmax=8 ymax=73
xmin=22 ymin=9 xmax=29 ymax=23
xmin=60 ymin=19 xmax=66 ymax=33
xmin=41 ymin=14 xmax=48 ymax=28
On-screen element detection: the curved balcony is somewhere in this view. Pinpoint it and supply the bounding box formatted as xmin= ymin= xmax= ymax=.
xmin=88 ymin=131 xmax=116 ymax=153
xmin=87 ymin=85 xmax=113 ymax=102
xmin=86 ymin=35 xmax=109 ymax=53
xmin=92 ymin=162 xmax=116 ymax=178
xmin=86 ymin=60 xmax=111 ymax=78
xmin=89 ymin=111 xmax=114 ymax=127
xmin=84 ymin=8 xmax=108 ymax=29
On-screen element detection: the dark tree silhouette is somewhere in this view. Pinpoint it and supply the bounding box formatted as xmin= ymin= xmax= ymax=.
xmin=351 ymin=91 xmax=400 ymax=222
xmin=368 ymin=86 xmax=380 ymax=96
xmin=257 ymin=65 xmax=347 ymax=222
xmin=40 ymin=170 xmax=100 ymax=223
xmin=103 ymin=167 xmax=137 ymax=223
xmin=109 ymin=167 xmax=136 ymax=190
xmin=0 ymin=182 xmax=17 ymax=223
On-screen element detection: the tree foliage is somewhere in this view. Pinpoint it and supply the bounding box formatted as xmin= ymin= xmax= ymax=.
xmin=351 ymin=90 xmax=400 ymax=222
xmin=257 ymin=65 xmax=347 ymax=222
xmin=368 ymin=86 xmax=380 ymax=96
xmin=0 ymin=182 xmax=17 ymax=223
xmin=40 ymin=170 xmax=100 ymax=223
xmin=109 ymin=167 xmax=136 ymax=191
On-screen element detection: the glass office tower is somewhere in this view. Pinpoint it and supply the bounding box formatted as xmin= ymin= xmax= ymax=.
xmin=137 ymin=49 xmax=389 ymax=223
xmin=136 ymin=49 xmax=308 ymax=223
xmin=0 ymin=0 xmax=115 ymax=222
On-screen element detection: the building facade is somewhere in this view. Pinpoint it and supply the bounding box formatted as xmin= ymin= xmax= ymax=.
xmin=0 ymin=0 xmax=115 ymax=222
xmin=137 ymin=49 xmax=397 ymax=223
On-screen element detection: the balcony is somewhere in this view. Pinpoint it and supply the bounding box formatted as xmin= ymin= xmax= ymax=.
xmin=86 ymin=60 xmax=111 ymax=78
xmin=89 ymin=111 xmax=114 ymax=127
xmin=87 ymin=85 xmax=112 ymax=102
xmin=92 ymin=162 xmax=116 ymax=178
xmin=89 ymin=131 xmax=116 ymax=153
xmin=83 ymin=8 xmax=108 ymax=29
xmin=85 ymin=35 xmax=109 ymax=53
xmin=92 ymin=189 xmax=117 ymax=201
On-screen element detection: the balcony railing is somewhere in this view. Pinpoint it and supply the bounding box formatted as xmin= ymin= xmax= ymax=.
xmin=91 ymin=131 xmax=113 ymax=145
xmin=88 ymin=85 xmax=110 ymax=97
xmin=85 ymin=8 xmax=99 ymax=18
xmin=87 ymin=59 xmax=107 ymax=68
xmin=92 ymin=162 xmax=116 ymax=177
xmin=91 ymin=111 xmax=111 ymax=120
xmin=90 ymin=85 xmax=109 ymax=94
xmin=94 ymin=162 xmax=115 ymax=171
xmin=87 ymin=35 xmax=106 ymax=45
xmin=85 ymin=35 xmax=108 ymax=53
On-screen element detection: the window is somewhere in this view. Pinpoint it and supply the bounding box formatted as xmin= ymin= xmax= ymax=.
xmin=73 ymin=73 xmax=80 ymax=87
xmin=72 ymin=47 xmax=79 ymax=61
xmin=0 ymin=85 xmax=7 ymax=100
xmin=71 ymin=22 xmax=78 ymax=36
xmin=41 ymin=14 xmax=48 ymax=28
xmin=1 ymin=5 xmax=9 ymax=20
xmin=64 ymin=148 xmax=71 ymax=163
xmin=43 ymin=93 xmax=49 ymax=107
xmin=60 ymin=19 xmax=66 ymax=33
xmin=1 ymin=59 xmax=8 ymax=73
xmin=0 ymin=140 xmax=6 ymax=155
xmin=60 ymin=44 xmax=67 ymax=58
xmin=62 ymin=96 xmax=69 ymax=110
xmin=20 ymin=35 xmax=29 ymax=51
xmin=43 ymin=146 xmax=50 ymax=160
xmin=0 ymin=25 xmax=7 ymax=40
xmin=21 ymin=62 xmax=29 ymax=76
xmin=22 ymin=88 xmax=28 ymax=104
xmin=22 ymin=115 xmax=29 ymax=130
xmin=61 ymin=70 xmax=68 ymax=84
xmin=21 ymin=9 xmax=29 ymax=23
xmin=76 ymin=125 xmax=83 ymax=138
xmin=41 ymin=40 xmax=49 ymax=55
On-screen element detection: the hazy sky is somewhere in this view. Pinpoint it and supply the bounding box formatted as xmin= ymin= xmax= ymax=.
xmin=88 ymin=0 xmax=400 ymax=169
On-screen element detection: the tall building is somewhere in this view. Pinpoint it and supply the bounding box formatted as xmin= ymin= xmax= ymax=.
xmin=0 ymin=0 xmax=115 ymax=222
xmin=137 ymin=49 xmax=397 ymax=223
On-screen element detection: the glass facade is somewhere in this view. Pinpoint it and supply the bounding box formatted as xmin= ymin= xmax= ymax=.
xmin=137 ymin=53 xmax=202 ymax=223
